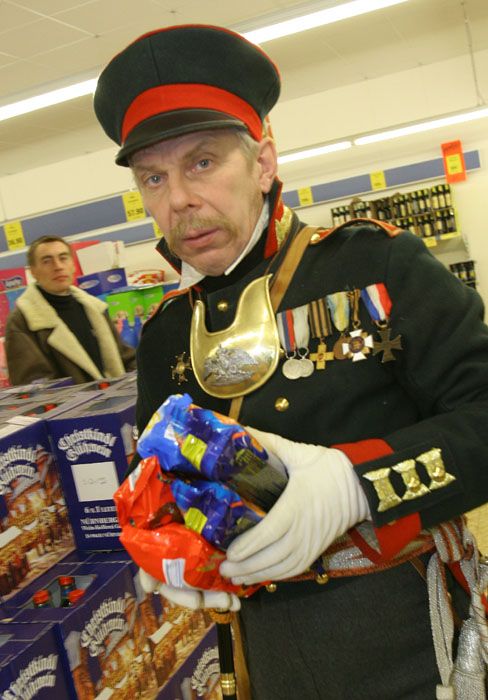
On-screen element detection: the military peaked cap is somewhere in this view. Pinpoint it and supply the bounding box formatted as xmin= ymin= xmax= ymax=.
xmin=94 ymin=24 xmax=281 ymax=166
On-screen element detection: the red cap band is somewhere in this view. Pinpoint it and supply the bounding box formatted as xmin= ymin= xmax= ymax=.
xmin=121 ymin=83 xmax=263 ymax=143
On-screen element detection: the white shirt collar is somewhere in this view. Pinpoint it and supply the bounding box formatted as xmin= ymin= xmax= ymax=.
xmin=178 ymin=199 xmax=270 ymax=290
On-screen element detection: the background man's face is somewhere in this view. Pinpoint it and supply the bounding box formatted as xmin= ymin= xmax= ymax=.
xmin=30 ymin=241 xmax=75 ymax=295
xmin=131 ymin=129 xmax=277 ymax=276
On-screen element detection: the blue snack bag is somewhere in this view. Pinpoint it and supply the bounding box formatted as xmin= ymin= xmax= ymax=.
xmin=138 ymin=393 xmax=288 ymax=510
xmin=170 ymin=478 xmax=263 ymax=549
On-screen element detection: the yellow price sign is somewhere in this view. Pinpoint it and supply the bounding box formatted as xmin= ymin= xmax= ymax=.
xmin=445 ymin=154 xmax=464 ymax=175
xmin=370 ymin=171 xmax=387 ymax=191
xmin=153 ymin=221 xmax=163 ymax=238
xmin=122 ymin=191 xmax=145 ymax=221
xmin=4 ymin=221 xmax=26 ymax=251
xmin=298 ymin=187 xmax=314 ymax=207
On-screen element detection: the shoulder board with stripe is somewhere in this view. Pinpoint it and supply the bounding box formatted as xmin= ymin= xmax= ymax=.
xmin=309 ymin=218 xmax=403 ymax=245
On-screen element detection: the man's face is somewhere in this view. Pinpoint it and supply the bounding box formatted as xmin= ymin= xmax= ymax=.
xmin=30 ymin=241 xmax=75 ymax=295
xmin=131 ymin=129 xmax=277 ymax=276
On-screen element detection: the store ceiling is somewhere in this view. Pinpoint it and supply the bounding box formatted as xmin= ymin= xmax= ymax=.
xmin=1 ymin=0 xmax=488 ymax=177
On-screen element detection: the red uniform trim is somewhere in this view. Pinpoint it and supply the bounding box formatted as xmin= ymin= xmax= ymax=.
xmin=311 ymin=218 xmax=404 ymax=244
xmin=335 ymin=438 xmax=422 ymax=561
xmin=122 ymin=84 xmax=263 ymax=143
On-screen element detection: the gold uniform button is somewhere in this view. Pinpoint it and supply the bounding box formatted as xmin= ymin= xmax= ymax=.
xmin=275 ymin=397 xmax=289 ymax=412
xmin=217 ymin=299 xmax=229 ymax=312
xmin=266 ymin=583 xmax=277 ymax=593
xmin=310 ymin=232 xmax=322 ymax=245
xmin=315 ymin=572 xmax=329 ymax=585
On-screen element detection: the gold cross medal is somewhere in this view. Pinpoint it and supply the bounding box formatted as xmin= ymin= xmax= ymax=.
xmin=277 ymin=305 xmax=314 ymax=379
xmin=360 ymin=283 xmax=403 ymax=363
xmin=307 ymin=298 xmax=335 ymax=370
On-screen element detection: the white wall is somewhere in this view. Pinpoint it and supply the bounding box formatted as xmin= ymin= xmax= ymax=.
xmin=1 ymin=48 xmax=487 ymax=300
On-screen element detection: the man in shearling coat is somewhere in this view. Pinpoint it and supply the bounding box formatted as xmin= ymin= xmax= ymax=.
xmin=5 ymin=235 xmax=135 ymax=385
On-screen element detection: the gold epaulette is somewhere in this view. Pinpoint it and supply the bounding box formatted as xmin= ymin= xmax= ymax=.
xmin=309 ymin=218 xmax=403 ymax=246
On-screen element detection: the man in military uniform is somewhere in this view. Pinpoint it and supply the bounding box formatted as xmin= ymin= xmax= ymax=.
xmin=94 ymin=25 xmax=488 ymax=699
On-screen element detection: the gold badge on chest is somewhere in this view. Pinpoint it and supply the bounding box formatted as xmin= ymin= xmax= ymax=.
xmin=190 ymin=275 xmax=281 ymax=398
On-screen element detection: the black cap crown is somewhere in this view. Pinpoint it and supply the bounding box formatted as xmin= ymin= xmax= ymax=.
xmin=94 ymin=24 xmax=281 ymax=165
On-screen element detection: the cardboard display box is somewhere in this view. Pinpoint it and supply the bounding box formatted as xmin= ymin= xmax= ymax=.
xmin=77 ymin=269 xmax=128 ymax=297
xmin=47 ymin=394 xmax=137 ymax=550
xmin=6 ymin=560 xmax=216 ymax=700
xmin=0 ymin=417 xmax=76 ymax=603
xmin=0 ymin=621 xmax=73 ymax=698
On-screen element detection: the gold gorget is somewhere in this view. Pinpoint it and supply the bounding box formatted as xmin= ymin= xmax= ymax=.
xmin=190 ymin=274 xmax=280 ymax=398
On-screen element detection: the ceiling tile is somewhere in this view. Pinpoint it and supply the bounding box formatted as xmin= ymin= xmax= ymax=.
xmin=1 ymin=18 xmax=90 ymax=59
xmin=0 ymin=1 xmax=39 ymax=33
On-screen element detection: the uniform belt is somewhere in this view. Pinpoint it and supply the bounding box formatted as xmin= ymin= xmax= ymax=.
xmin=284 ymin=521 xmax=436 ymax=586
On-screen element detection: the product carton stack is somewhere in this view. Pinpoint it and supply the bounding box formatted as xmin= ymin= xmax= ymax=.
xmin=0 ymin=375 xmax=223 ymax=699
xmin=1 ymin=556 xmax=220 ymax=699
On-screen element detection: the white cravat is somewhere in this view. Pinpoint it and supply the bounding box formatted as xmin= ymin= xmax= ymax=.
xmin=178 ymin=199 xmax=270 ymax=290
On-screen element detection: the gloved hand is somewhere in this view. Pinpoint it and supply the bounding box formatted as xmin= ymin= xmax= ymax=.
xmin=220 ymin=427 xmax=370 ymax=585
xmin=138 ymin=568 xmax=241 ymax=611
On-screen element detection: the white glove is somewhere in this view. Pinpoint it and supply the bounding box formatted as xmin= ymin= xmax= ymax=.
xmin=220 ymin=427 xmax=370 ymax=584
xmin=138 ymin=568 xmax=241 ymax=611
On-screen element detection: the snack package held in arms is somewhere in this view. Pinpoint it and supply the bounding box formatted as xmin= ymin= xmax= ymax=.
xmin=171 ymin=478 xmax=264 ymax=549
xmin=114 ymin=455 xmax=258 ymax=595
xmin=137 ymin=393 xmax=288 ymax=510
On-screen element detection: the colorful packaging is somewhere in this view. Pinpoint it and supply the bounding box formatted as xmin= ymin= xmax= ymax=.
xmin=114 ymin=456 xmax=258 ymax=596
xmin=138 ymin=393 xmax=288 ymax=511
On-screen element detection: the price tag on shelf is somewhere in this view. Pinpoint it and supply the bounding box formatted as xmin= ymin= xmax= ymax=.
xmin=298 ymin=187 xmax=314 ymax=206
xmin=122 ymin=191 xmax=146 ymax=221
xmin=370 ymin=171 xmax=386 ymax=190
xmin=4 ymin=221 xmax=26 ymax=251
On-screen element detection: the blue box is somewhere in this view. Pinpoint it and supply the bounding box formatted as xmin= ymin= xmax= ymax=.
xmin=46 ymin=394 xmax=137 ymax=550
xmin=77 ymin=268 xmax=127 ymax=296
xmin=0 ymin=621 xmax=72 ymax=698
xmin=6 ymin=560 xmax=215 ymax=699
xmin=0 ymin=419 xmax=76 ymax=603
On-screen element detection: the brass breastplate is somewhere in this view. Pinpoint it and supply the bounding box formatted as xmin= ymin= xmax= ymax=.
xmin=190 ymin=275 xmax=280 ymax=399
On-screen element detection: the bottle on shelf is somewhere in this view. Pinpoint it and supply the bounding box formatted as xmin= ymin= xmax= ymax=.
xmin=65 ymin=588 xmax=86 ymax=607
xmin=59 ymin=575 xmax=76 ymax=607
xmin=33 ymin=589 xmax=53 ymax=608
xmin=430 ymin=186 xmax=439 ymax=209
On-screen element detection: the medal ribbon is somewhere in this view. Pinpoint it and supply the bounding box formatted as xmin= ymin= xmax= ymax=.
xmin=308 ymin=299 xmax=333 ymax=339
xmin=361 ymin=283 xmax=392 ymax=323
xmin=277 ymin=305 xmax=310 ymax=351
xmin=326 ymin=292 xmax=350 ymax=332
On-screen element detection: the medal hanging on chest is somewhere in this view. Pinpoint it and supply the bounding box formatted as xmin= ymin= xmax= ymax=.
xmin=361 ymin=284 xmax=403 ymax=362
xmin=327 ymin=292 xmax=351 ymax=360
xmin=308 ymin=298 xmax=335 ymax=370
xmin=277 ymin=306 xmax=314 ymax=379
xmin=340 ymin=289 xmax=374 ymax=361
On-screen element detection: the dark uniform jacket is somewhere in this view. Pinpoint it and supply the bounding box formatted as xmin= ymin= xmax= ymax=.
xmin=135 ymin=191 xmax=488 ymax=556
xmin=6 ymin=284 xmax=136 ymax=385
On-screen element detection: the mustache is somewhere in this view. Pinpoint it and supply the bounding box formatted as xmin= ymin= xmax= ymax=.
xmin=169 ymin=216 xmax=234 ymax=239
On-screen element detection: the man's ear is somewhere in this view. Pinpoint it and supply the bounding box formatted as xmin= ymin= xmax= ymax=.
xmin=257 ymin=137 xmax=278 ymax=194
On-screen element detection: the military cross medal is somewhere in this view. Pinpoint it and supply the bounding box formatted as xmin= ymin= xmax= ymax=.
xmin=373 ymin=328 xmax=403 ymax=362
xmin=310 ymin=342 xmax=335 ymax=370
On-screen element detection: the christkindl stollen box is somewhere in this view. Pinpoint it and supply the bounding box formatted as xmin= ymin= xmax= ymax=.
xmin=47 ymin=394 xmax=137 ymax=550
xmin=10 ymin=560 xmax=213 ymax=700
xmin=0 ymin=621 xmax=72 ymax=698
xmin=0 ymin=417 xmax=76 ymax=603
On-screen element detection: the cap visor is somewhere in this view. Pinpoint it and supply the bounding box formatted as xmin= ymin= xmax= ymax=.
xmin=116 ymin=109 xmax=246 ymax=165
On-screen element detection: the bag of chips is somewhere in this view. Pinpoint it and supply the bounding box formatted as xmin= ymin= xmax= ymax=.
xmin=114 ymin=454 xmax=258 ymax=595
xmin=138 ymin=393 xmax=287 ymax=510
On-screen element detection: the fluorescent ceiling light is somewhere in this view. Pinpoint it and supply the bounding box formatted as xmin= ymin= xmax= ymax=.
xmin=0 ymin=78 xmax=97 ymax=122
xmin=0 ymin=0 xmax=408 ymax=122
xmin=243 ymin=0 xmax=408 ymax=44
xmin=354 ymin=107 xmax=488 ymax=145
xmin=278 ymin=140 xmax=352 ymax=163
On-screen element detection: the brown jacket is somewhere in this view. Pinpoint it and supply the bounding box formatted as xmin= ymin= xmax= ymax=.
xmin=5 ymin=284 xmax=136 ymax=385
